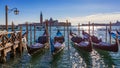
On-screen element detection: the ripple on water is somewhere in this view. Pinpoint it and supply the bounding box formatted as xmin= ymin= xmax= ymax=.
xmin=0 ymin=30 xmax=120 ymax=68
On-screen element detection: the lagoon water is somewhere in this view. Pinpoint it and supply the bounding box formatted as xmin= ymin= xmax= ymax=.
xmin=0 ymin=26 xmax=120 ymax=68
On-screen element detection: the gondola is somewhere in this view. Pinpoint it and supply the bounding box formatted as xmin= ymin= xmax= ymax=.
xmin=50 ymin=30 xmax=65 ymax=56
xmin=93 ymin=34 xmax=118 ymax=52
xmin=27 ymin=29 xmax=49 ymax=55
xmin=82 ymin=30 xmax=102 ymax=43
xmin=82 ymin=30 xmax=119 ymax=52
xmin=92 ymin=39 xmax=119 ymax=52
xmin=70 ymin=30 xmax=92 ymax=52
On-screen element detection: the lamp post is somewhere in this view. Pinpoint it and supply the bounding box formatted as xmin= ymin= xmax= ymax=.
xmin=5 ymin=5 xmax=19 ymax=31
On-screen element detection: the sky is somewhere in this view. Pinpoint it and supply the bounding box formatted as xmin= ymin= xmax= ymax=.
xmin=0 ymin=0 xmax=120 ymax=25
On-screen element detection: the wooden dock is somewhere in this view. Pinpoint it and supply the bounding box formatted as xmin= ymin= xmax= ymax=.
xmin=0 ymin=30 xmax=23 ymax=63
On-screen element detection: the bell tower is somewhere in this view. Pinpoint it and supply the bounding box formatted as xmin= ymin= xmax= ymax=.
xmin=40 ymin=11 xmax=43 ymax=24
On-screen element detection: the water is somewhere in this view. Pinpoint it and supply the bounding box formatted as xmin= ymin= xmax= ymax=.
xmin=0 ymin=26 xmax=120 ymax=68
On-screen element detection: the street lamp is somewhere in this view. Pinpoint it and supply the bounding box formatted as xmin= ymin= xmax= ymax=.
xmin=5 ymin=5 xmax=19 ymax=31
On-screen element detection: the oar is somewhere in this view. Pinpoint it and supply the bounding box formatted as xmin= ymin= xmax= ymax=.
xmin=78 ymin=23 xmax=80 ymax=36
xmin=50 ymin=37 xmax=55 ymax=54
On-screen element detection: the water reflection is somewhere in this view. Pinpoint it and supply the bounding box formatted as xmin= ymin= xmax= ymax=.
xmin=29 ymin=49 xmax=49 ymax=67
xmin=71 ymin=42 xmax=92 ymax=68
xmin=95 ymin=49 xmax=115 ymax=68
xmin=50 ymin=50 xmax=64 ymax=68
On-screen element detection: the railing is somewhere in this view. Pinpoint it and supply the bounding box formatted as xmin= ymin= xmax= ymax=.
xmin=0 ymin=31 xmax=21 ymax=49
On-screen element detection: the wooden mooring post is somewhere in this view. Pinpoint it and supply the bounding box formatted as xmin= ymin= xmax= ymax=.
xmin=106 ymin=25 xmax=107 ymax=42
xmin=11 ymin=22 xmax=15 ymax=57
xmin=19 ymin=26 xmax=23 ymax=55
xmin=88 ymin=22 xmax=90 ymax=35
xmin=12 ymin=21 xmax=14 ymax=31
xmin=66 ymin=20 xmax=69 ymax=50
xmin=45 ymin=20 xmax=49 ymax=43
xmin=30 ymin=24 xmax=32 ymax=45
xmin=34 ymin=24 xmax=36 ymax=43
xmin=26 ymin=22 xmax=28 ymax=42
xmin=109 ymin=22 xmax=112 ymax=44
xmin=78 ymin=23 xmax=80 ymax=36
xmin=92 ymin=23 xmax=94 ymax=35
xmin=50 ymin=20 xmax=51 ymax=37
xmin=64 ymin=23 xmax=65 ymax=37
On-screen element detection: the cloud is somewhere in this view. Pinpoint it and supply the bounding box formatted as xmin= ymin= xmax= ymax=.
xmin=58 ymin=12 xmax=120 ymax=25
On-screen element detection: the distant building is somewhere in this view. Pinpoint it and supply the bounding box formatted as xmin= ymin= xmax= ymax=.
xmin=112 ymin=21 xmax=120 ymax=26
xmin=18 ymin=12 xmax=71 ymax=27
xmin=0 ymin=25 xmax=18 ymax=30
xmin=18 ymin=17 xmax=71 ymax=27
xmin=46 ymin=17 xmax=71 ymax=26
xmin=82 ymin=21 xmax=120 ymax=26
